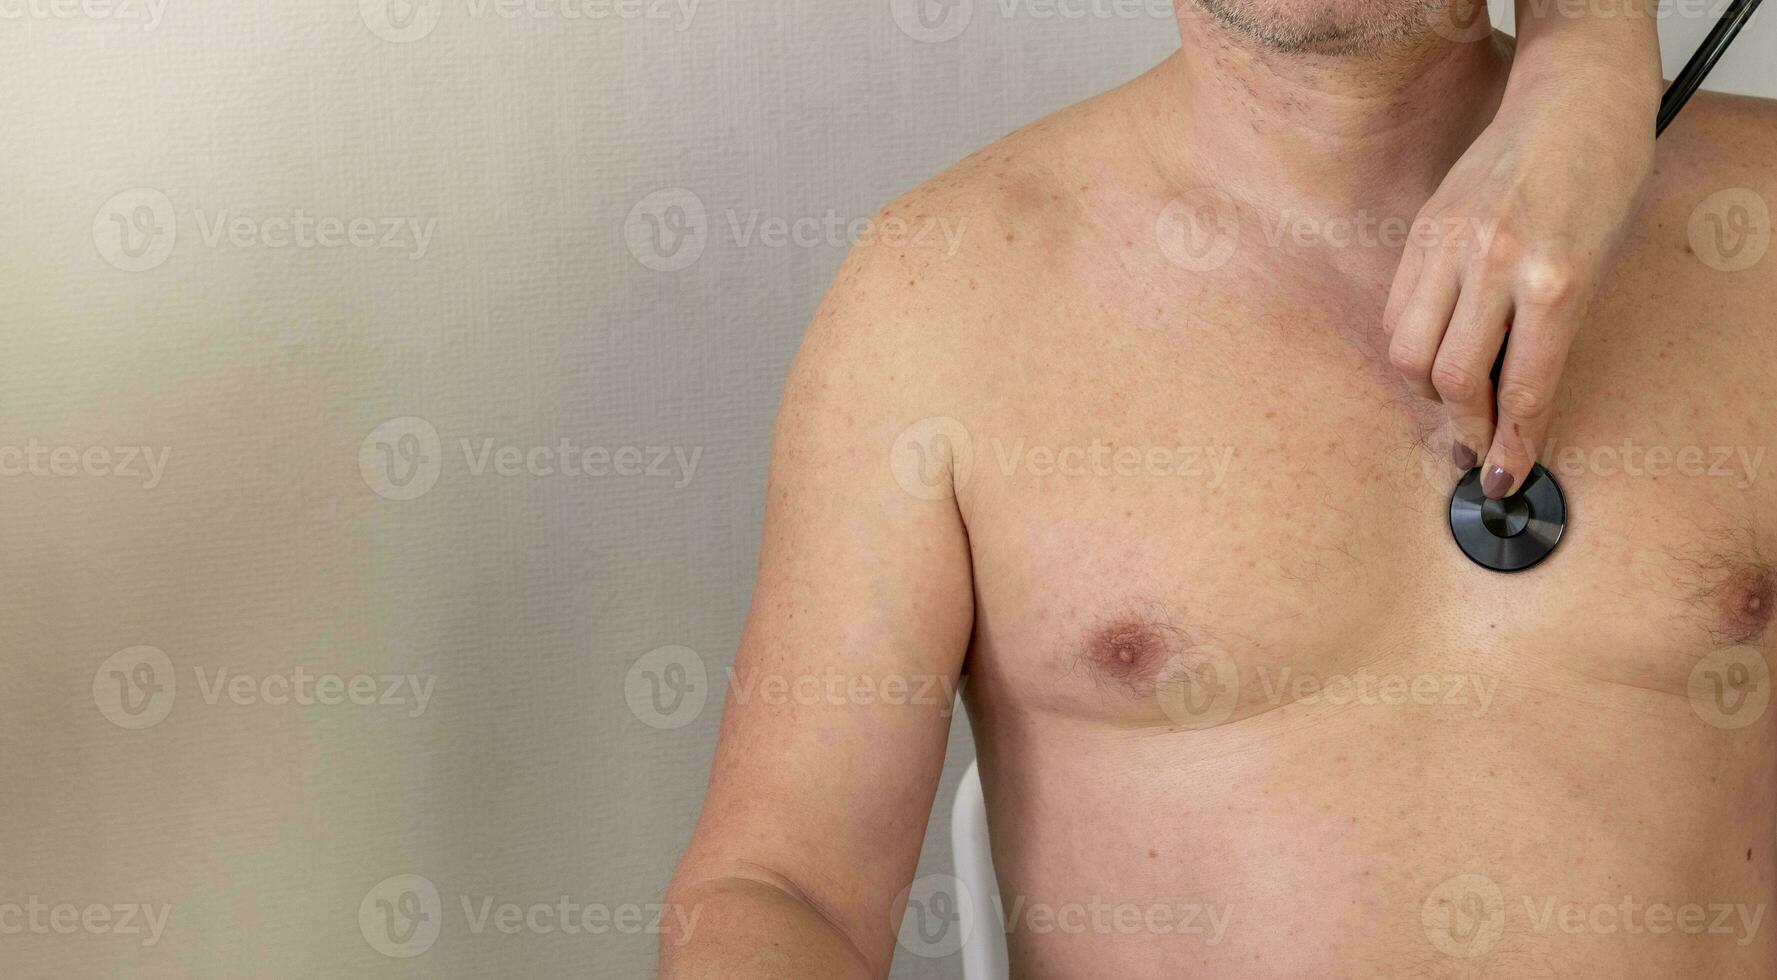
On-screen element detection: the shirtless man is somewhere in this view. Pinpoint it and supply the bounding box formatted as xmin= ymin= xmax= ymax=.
xmin=660 ymin=1 xmax=1777 ymax=975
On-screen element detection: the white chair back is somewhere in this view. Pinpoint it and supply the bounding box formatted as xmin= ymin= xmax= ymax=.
xmin=949 ymin=760 xmax=1009 ymax=980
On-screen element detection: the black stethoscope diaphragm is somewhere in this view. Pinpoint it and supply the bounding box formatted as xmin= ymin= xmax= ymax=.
xmin=1448 ymin=462 xmax=1565 ymax=572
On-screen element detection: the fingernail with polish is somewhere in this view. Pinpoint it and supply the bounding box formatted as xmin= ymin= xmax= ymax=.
xmin=1452 ymin=443 xmax=1478 ymax=470
xmin=1482 ymin=465 xmax=1513 ymax=499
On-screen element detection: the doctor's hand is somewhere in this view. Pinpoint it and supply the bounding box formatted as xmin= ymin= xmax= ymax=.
xmin=1384 ymin=28 xmax=1662 ymax=498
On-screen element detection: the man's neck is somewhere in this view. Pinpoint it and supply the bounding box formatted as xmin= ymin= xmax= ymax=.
xmin=1141 ymin=5 xmax=1514 ymax=228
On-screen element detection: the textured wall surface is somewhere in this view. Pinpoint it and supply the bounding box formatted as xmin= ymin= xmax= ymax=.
xmin=0 ymin=2 xmax=1769 ymax=977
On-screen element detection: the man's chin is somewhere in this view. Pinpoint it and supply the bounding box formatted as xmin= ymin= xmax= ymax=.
xmin=1189 ymin=0 xmax=1443 ymax=55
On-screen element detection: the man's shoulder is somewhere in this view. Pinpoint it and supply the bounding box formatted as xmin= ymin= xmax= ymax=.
xmin=1676 ymin=89 xmax=1777 ymax=137
xmin=1651 ymin=90 xmax=1777 ymax=192
xmin=1620 ymin=90 xmax=1777 ymax=392
xmin=1631 ymin=89 xmax=1777 ymax=279
xmin=791 ymin=87 xmax=1153 ymax=418
xmin=784 ymin=98 xmax=1132 ymax=454
xmin=828 ymin=85 xmax=1139 ymax=327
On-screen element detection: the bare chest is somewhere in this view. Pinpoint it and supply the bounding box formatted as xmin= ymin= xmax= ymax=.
xmin=951 ymin=272 xmax=1775 ymax=730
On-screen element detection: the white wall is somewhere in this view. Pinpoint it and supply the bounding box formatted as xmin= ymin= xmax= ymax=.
xmin=0 ymin=2 xmax=1768 ymax=978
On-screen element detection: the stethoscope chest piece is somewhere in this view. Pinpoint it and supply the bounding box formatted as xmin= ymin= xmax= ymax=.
xmin=1449 ymin=463 xmax=1565 ymax=572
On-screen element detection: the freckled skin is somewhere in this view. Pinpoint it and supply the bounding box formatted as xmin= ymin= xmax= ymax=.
xmin=666 ymin=42 xmax=1777 ymax=980
xmin=938 ymin=91 xmax=1777 ymax=980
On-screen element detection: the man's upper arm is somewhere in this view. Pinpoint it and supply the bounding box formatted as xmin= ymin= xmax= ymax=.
xmin=670 ymin=237 xmax=977 ymax=971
